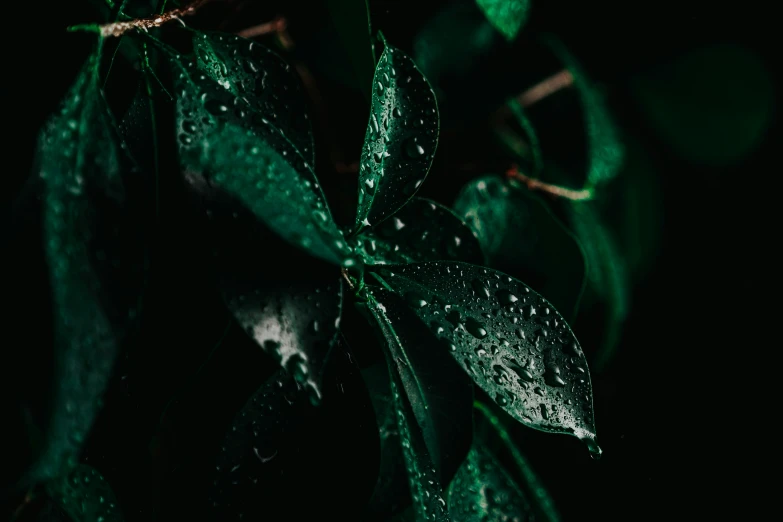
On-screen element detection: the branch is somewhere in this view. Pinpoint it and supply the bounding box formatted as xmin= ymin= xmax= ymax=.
xmin=93 ymin=0 xmax=214 ymax=37
xmin=517 ymin=69 xmax=574 ymax=108
xmin=506 ymin=165 xmax=593 ymax=201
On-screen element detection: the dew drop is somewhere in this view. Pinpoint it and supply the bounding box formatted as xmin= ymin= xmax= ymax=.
xmin=465 ymin=318 xmax=488 ymax=339
xmin=496 ymin=289 xmax=518 ymax=304
xmin=404 ymin=137 xmax=426 ymax=158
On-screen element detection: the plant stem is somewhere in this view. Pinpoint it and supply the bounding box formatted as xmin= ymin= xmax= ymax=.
xmin=237 ymin=17 xmax=286 ymax=38
xmin=91 ymin=0 xmax=213 ymax=38
xmin=517 ymin=69 xmax=574 ymax=107
xmin=506 ymin=165 xmax=593 ymax=201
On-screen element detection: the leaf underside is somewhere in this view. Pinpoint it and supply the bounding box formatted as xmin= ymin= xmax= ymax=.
xmin=476 ymin=0 xmax=531 ymax=42
xmin=355 ymin=40 xmax=440 ymax=231
xmin=371 ymin=261 xmax=599 ymax=451
xmin=357 ymin=197 xmax=484 ymax=266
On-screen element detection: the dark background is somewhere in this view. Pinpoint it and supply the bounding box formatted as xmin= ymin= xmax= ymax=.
xmin=2 ymin=0 xmax=775 ymax=520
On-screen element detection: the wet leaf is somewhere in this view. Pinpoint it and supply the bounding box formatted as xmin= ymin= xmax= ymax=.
xmin=27 ymin=48 xmax=141 ymax=484
xmin=210 ymin=341 xmax=378 ymax=521
xmin=568 ymin=201 xmax=628 ymax=372
xmin=454 ymin=176 xmax=586 ymax=318
xmin=192 ymin=31 xmax=315 ymax=166
xmin=356 ymin=198 xmax=484 ymax=266
xmin=370 ymin=261 xmax=600 ymax=454
xmin=362 ymin=287 xmax=473 ymax=518
xmin=545 ymin=36 xmax=624 ymax=187
xmin=166 ymin=47 xmax=350 ymax=265
xmin=631 ymin=43 xmax=774 ymax=166
xmin=45 ymin=464 xmax=124 ymax=522
xmin=473 ymin=402 xmax=561 ymax=522
xmin=364 ymin=287 xmax=478 ymax=521
xmin=325 ymin=0 xmax=376 ymax=101
xmin=448 ymin=445 xmax=532 ymax=521
xmin=476 ymin=0 xmax=531 ymax=42
xmin=354 ymin=38 xmax=439 ymax=232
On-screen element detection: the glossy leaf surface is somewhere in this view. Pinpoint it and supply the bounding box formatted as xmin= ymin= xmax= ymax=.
xmin=631 ymin=43 xmax=774 ymax=166
xmin=169 ymin=49 xmax=349 ymax=265
xmin=357 ymin=198 xmax=484 ymax=265
xmin=45 ymin=464 xmax=124 ymax=522
xmin=454 ymin=176 xmax=585 ymax=318
xmin=29 ymin=50 xmax=138 ymax=483
xmin=476 ymin=0 xmax=531 ymax=42
xmin=192 ymin=31 xmax=315 ymax=165
xmin=355 ymin=39 xmax=439 ymax=231
xmin=366 ymin=287 xmax=475 ymax=521
xmin=546 ymin=37 xmax=624 ymax=187
xmin=371 ymin=262 xmax=599 ymax=452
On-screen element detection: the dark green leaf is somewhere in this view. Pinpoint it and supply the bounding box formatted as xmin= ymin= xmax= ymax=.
xmin=454 ymin=176 xmax=586 ymax=319
xmin=448 ymin=445 xmax=532 ymax=521
xmin=473 ymin=402 xmax=560 ymax=522
xmin=475 ymin=0 xmax=531 ymax=42
xmin=356 ymin=198 xmax=485 ymax=265
xmin=545 ymin=36 xmax=624 ymax=187
xmin=354 ymin=39 xmax=440 ymax=232
xmin=27 ymin=48 xmax=139 ymax=484
xmin=118 ymin=79 xmax=156 ymax=175
xmin=44 ymin=464 xmax=123 ymax=522
xmin=168 ymin=49 xmax=350 ymax=265
xmin=370 ymin=262 xmax=600 ymax=454
xmin=568 ymin=201 xmax=628 ymax=372
xmin=630 ymin=43 xmax=774 ymax=166
xmin=366 ymin=286 xmax=480 ymax=521
xmin=325 ymin=0 xmax=376 ymax=101
xmin=192 ymin=31 xmax=315 ymax=166
xmin=362 ymin=287 xmax=474 ymax=518
xmin=507 ymin=100 xmax=544 ymax=175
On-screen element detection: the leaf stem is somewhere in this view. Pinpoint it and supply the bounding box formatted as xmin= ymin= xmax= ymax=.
xmin=87 ymin=0 xmax=213 ymax=38
xmin=517 ymin=69 xmax=574 ymax=107
xmin=506 ymin=165 xmax=593 ymax=201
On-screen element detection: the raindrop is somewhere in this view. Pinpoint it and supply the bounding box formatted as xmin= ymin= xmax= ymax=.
xmin=471 ymin=279 xmax=490 ymax=299
xmin=465 ymin=318 xmax=488 ymax=339
xmin=404 ymin=137 xmax=426 ymax=158
xmin=496 ymin=289 xmax=518 ymax=304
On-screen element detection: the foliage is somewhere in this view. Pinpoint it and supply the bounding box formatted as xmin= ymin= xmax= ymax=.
xmin=6 ymin=0 xmax=771 ymax=520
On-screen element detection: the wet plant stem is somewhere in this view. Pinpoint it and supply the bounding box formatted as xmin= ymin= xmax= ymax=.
xmin=506 ymin=165 xmax=593 ymax=201
xmin=70 ymin=0 xmax=214 ymax=37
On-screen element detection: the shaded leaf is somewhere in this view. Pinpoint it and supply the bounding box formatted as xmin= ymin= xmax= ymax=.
xmin=27 ymin=48 xmax=141 ymax=484
xmin=192 ymin=31 xmax=315 ymax=166
xmin=448 ymin=445 xmax=532 ymax=521
xmin=210 ymin=341 xmax=379 ymax=521
xmin=118 ymin=79 xmax=156 ymax=176
xmin=365 ymin=289 xmax=459 ymax=521
xmin=356 ymin=198 xmax=485 ymax=266
xmin=476 ymin=0 xmax=531 ymax=42
xmin=545 ymin=36 xmax=624 ymax=187
xmin=165 ymin=45 xmax=350 ymax=265
xmin=568 ymin=201 xmax=628 ymax=372
xmin=370 ymin=262 xmax=600 ymax=454
xmin=362 ymin=287 xmax=473 ymax=519
xmin=354 ymin=39 xmax=439 ymax=232
xmin=508 ymin=100 xmax=544 ymax=175
xmin=454 ymin=176 xmax=586 ymax=318
xmin=325 ymin=0 xmax=376 ymax=101
xmin=473 ymin=402 xmax=561 ymax=522
xmin=45 ymin=464 xmax=124 ymax=522
xmin=630 ymin=43 xmax=774 ymax=166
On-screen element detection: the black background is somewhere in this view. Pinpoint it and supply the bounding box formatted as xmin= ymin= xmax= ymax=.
xmin=2 ymin=0 xmax=775 ymax=520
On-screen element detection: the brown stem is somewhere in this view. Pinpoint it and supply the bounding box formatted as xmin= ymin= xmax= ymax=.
xmin=237 ymin=17 xmax=286 ymax=38
xmin=517 ymin=69 xmax=574 ymax=108
xmin=98 ymin=0 xmax=214 ymax=37
xmin=506 ymin=165 xmax=593 ymax=201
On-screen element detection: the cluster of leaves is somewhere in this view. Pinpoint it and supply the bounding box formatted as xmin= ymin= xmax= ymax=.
xmin=9 ymin=0 xmax=773 ymax=520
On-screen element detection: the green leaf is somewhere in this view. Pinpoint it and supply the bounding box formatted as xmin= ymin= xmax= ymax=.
xmin=192 ymin=31 xmax=315 ymax=166
xmin=454 ymin=176 xmax=586 ymax=319
xmin=370 ymin=261 xmax=600 ymax=454
xmin=167 ymin=49 xmax=350 ymax=265
xmin=630 ymin=43 xmax=774 ymax=166
xmin=507 ymin=100 xmax=544 ymax=175
xmin=473 ymin=402 xmax=560 ymax=522
xmin=325 ymin=0 xmax=376 ymax=101
xmin=568 ymin=201 xmax=628 ymax=372
xmin=354 ymin=39 xmax=440 ymax=232
xmin=545 ymin=36 xmax=624 ymax=187
xmin=476 ymin=0 xmax=531 ymax=42
xmin=28 ymin=48 xmax=139 ymax=483
xmin=448 ymin=445 xmax=533 ymax=521
xmin=356 ymin=198 xmax=485 ymax=266
xmin=45 ymin=464 xmax=124 ymax=522
xmin=366 ymin=287 xmax=479 ymax=522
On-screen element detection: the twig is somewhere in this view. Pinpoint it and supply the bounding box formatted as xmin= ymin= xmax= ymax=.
xmin=237 ymin=17 xmax=286 ymax=39
xmin=517 ymin=69 xmax=574 ymax=107
xmin=90 ymin=0 xmax=214 ymax=38
xmin=506 ymin=165 xmax=593 ymax=201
